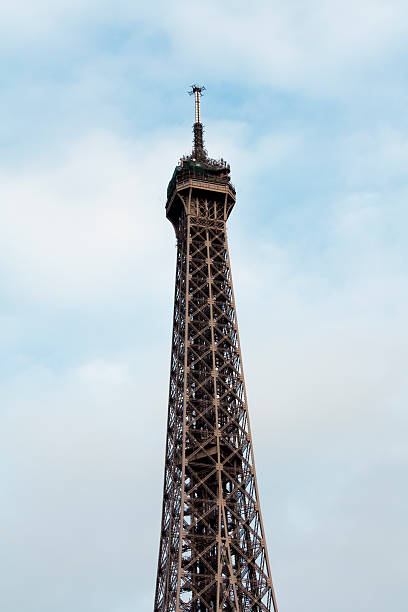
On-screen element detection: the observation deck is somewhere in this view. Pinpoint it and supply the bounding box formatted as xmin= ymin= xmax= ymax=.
xmin=166 ymin=158 xmax=236 ymax=226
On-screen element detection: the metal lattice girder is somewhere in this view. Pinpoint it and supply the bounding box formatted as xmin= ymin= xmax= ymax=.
xmin=154 ymin=162 xmax=279 ymax=612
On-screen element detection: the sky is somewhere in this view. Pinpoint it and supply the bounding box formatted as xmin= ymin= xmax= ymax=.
xmin=0 ymin=1 xmax=407 ymax=610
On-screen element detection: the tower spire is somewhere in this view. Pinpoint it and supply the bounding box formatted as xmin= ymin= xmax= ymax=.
xmin=189 ymin=84 xmax=206 ymax=160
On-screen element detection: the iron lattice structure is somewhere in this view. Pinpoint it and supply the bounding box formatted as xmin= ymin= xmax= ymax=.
xmin=154 ymin=87 xmax=278 ymax=612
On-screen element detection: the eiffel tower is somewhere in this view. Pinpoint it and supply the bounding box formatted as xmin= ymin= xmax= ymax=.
xmin=154 ymin=86 xmax=279 ymax=612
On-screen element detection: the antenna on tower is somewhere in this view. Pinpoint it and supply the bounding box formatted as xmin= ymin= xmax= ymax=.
xmin=188 ymin=84 xmax=206 ymax=124
xmin=188 ymin=85 xmax=207 ymax=161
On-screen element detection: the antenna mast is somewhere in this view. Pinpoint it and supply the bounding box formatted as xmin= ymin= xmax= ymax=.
xmin=189 ymin=84 xmax=206 ymax=160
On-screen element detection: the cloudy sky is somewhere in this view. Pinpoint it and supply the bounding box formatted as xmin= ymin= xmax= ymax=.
xmin=1 ymin=1 xmax=407 ymax=610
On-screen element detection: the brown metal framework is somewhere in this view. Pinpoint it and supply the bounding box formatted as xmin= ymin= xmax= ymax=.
xmin=154 ymin=88 xmax=278 ymax=612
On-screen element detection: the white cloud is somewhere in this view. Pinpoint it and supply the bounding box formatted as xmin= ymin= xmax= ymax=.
xmin=0 ymin=350 xmax=167 ymax=611
xmin=341 ymin=126 xmax=408 ymax=188
xmin=2 ymin=0 xmax=408 ymax=95
xmin=77 ymin=359 xmax=130 ymax=385
xmin=0 ymin=130 xmax=177 ymax=305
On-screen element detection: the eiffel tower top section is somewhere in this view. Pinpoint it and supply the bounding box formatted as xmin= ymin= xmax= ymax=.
xmin=166 ymin=86 xmax=236 ymax=227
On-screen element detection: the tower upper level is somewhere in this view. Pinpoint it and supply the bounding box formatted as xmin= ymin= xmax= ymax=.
xmin=166 ymin=86 xmax=236 ymax=228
